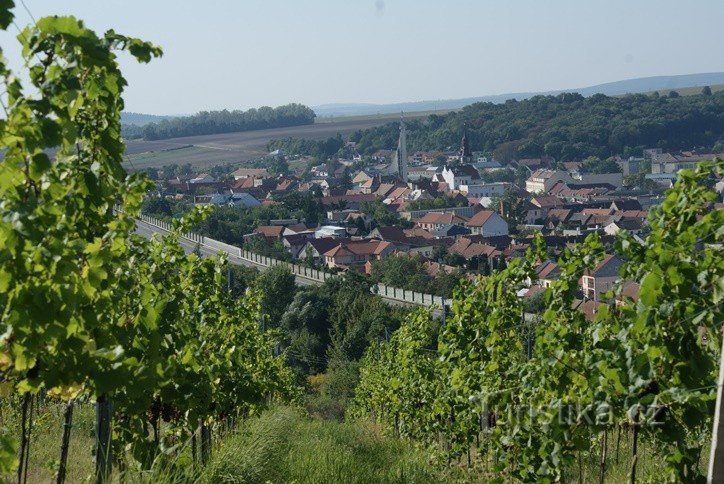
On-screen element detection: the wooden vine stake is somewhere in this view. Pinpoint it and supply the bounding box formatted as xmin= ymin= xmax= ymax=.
xmin=95 ymin=395 xmax=113 ymax=483
xmin=630 ymin=412 xmax=639 ymax=484
xmin=599 ymin=430 xmax=607 ymax=484
xmin=56 ymin=400 xmax=75 ymax=484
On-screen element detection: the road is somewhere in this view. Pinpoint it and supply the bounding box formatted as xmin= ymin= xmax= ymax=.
xmin=135 ymin=220 xmax=444 ymax=315
xmin=135 ymin=221 xmax=317 ymax=287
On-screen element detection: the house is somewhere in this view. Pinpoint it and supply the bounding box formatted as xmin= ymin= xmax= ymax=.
xmin=282 ymin=233 xmax=315 ymax=259
xmin=533 ymin=261 xmax=560 ymax=288
xmin=531 ymin=195 xmax=563 ymax=210
xmin=650 ymin=151 xmax=722 ymax=174
xmin=299 ymin=238 xmax=348 ymax=265
xmin=604 ymin=219 xmax=644 ymax=237
xmin=436 ymin=224 xmax=471 ymax=237
xmin=448 ymin=237 xmax=504 ymax=270
xmin=526 ymin=169 xmax=572 ymax=194
xmin=581 ymin=255 xmax=623 ymax=301
xmin=609 ymin=199 xmax=643 ymax=212
xmin=415 ymin=212 xmax=469 ymax=233
xmin=188 ymin=173 xmax=216 ymax=184
xmin=459 ymin=182 xmax=510 ymax=198
xmin=193 ymin=193 xmax=229 ymax=206
xmin=440 ymin=164 xmax=481 ymax=190
xmin=545 ymin=208 xmax=573 ymax=228
xmin=323 ymin=240 xmax=395 ymax=269
xmin=232 ymin=167 xmax=270 ymax=180
xmin=466 ymin=210 xmax=509 ymax=237
xmin=254 ymin=225 xmax=290 ymax=243
xmin=315 ymin=225 xmax=347 ymax=239
xmin=523 ymin=200 xmax=546 ymax=225
xmin=352 ymin=170 xmax=373 ymax=186
xmin=228 ymin=192 xmax=261 ymax=207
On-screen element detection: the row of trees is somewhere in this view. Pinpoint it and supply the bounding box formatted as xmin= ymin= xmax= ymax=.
xmin=351 ymin=161 xmax=723 ymax=481
xmin=0 ymin=9 xmax=295 ymax=480
xmin=350 ymin=91 xmax=724 ymax=162
xmin=133 ymin=103 xmax=316 ymax=140
xmin=266 ymin=133 xmax=345 ymax=159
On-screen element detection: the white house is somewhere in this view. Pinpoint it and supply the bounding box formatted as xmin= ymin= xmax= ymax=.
xmin=466 ymin=210 xmax=509 ymax=236
xmin=525 ymin=169 xmax=573 ymax=193
xmin=188 ymin=173 xmax=216 ymax=184
xmin=459 ymin=182 xmax=510 ymax=198
xmin=315 ymin=225 xmax=347 ymax=239
xmin=441 ymin=164 xmax=481 ymax=190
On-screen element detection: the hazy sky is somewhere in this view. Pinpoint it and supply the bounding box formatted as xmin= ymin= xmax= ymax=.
xmin=2 ymin=0 xmax=723 ymax=115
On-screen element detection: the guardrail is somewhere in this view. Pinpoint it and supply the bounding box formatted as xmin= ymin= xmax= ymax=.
xmin=134 ymin=211 xmax=450 ymax=309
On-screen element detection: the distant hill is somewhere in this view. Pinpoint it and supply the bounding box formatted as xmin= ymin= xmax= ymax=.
xmin=313 ymin=72 xmax=724 ymax=117
xmin=121 ymin=112 xmax=176 ymax=126
xmin=347 ymin=90 xmax=724 ymax=162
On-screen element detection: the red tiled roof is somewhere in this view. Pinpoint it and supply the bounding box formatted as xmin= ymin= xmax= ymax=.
xmin=467 ymin=210 xmax=497 ymax=227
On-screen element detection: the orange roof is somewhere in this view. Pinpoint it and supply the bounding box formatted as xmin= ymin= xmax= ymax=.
xmin=255 ymin=226 xmax=285 ymax=238
xmin=417 ymin=212 xmax=468 ymax=225
xmin=467 ymin=210 xmax=497 ymax=227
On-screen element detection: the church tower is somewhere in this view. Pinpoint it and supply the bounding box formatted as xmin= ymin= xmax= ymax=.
xmin=460 ymin=130 xmax=472 ymax=164
xmin=389 ymin=118 xmax=408 ymax=182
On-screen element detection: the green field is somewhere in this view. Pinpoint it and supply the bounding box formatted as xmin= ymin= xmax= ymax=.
xmin=124 ymin=145 xmax=250 ymax=171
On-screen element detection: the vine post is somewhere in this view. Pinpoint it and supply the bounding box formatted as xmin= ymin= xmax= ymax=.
xmin=56 ymin=400 xmax=75 ymax=484
xmin=95 ymin=396 xmax=113 ymax=483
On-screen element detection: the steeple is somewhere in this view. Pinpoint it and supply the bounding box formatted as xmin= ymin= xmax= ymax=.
xmin=389 ymin=114 xmax=408 ymax=182
xmin=460 ymin=128 xmax=472 ymax=164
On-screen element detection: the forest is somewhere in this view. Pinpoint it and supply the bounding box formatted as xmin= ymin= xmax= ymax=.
xmin=349 ymin=90 xmax=724 ymax=161
xmin=123 ymin=103 xmax=316 ymax=140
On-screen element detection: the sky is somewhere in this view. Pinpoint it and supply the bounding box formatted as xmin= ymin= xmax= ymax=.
xmin=1 ymin=0 xmax=723 ymax=115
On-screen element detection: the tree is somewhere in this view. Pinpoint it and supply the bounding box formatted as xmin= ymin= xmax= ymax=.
xmin=669 ymin=90 xmax=680 ymax=98
xmin=371 ymin=255 xmax=433 ymax=293
xmin=223 ymin=264 xmax=260 ymax=299
xmin=702 ymin=85 xmax=712 ymax=96
xmin=490 ymin=189 xmax=526 ymax=232
xmin=142 ymin=197 xmax=173 ymax=217
xmin=340 ymin=169 xmax=353 ymax=190
xmin=580 ymin=156 xmax=621 ymax=174
xmin=255 ymin=265 xmax=297 ymax=328
xmin=280 ymin=288 xmax=332 ymax=377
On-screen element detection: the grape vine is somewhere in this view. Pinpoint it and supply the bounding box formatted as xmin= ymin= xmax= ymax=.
xmin=0 ymin=3 xmax=296 ymax=479
xmin=352 ymin=160 xmax=723 ymax=481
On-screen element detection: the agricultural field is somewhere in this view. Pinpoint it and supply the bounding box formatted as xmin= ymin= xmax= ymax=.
xmin=122 ymin=116 xmax=402 ymax=171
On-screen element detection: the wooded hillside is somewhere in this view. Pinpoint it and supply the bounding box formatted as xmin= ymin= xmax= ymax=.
xmin=350 ymin=91 xmax=724 ymax=161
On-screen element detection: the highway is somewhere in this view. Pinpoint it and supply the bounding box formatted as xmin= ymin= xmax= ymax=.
xmin=135 ymin=220 xmax=318 ymax=287
xmin=135 ymin=220 xmax=445 ymax=315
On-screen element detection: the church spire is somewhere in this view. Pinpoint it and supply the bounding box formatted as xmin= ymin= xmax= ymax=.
xmin=389 ymin=113 xmax=408 ymax=182
xmin=460 ymin=127 xmax=472 ymax=164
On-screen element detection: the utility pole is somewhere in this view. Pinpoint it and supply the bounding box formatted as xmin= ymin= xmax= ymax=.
xmin=707 ymin=335 xmax=724 ymax=483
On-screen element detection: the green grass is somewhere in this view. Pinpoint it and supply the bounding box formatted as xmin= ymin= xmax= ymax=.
xmin=1 ymin=401 xmax=709 ymax=482
xmin=1 ymin=398 xmax=96 ymax=482
xmin=200 ymin=406 xmax=447 ymax=484
xmin=123 ymin=145 xmax=244 ymax=170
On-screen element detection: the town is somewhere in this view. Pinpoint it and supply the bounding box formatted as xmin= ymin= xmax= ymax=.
xmin=141 ymin=121 xmax=724 ymax=318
